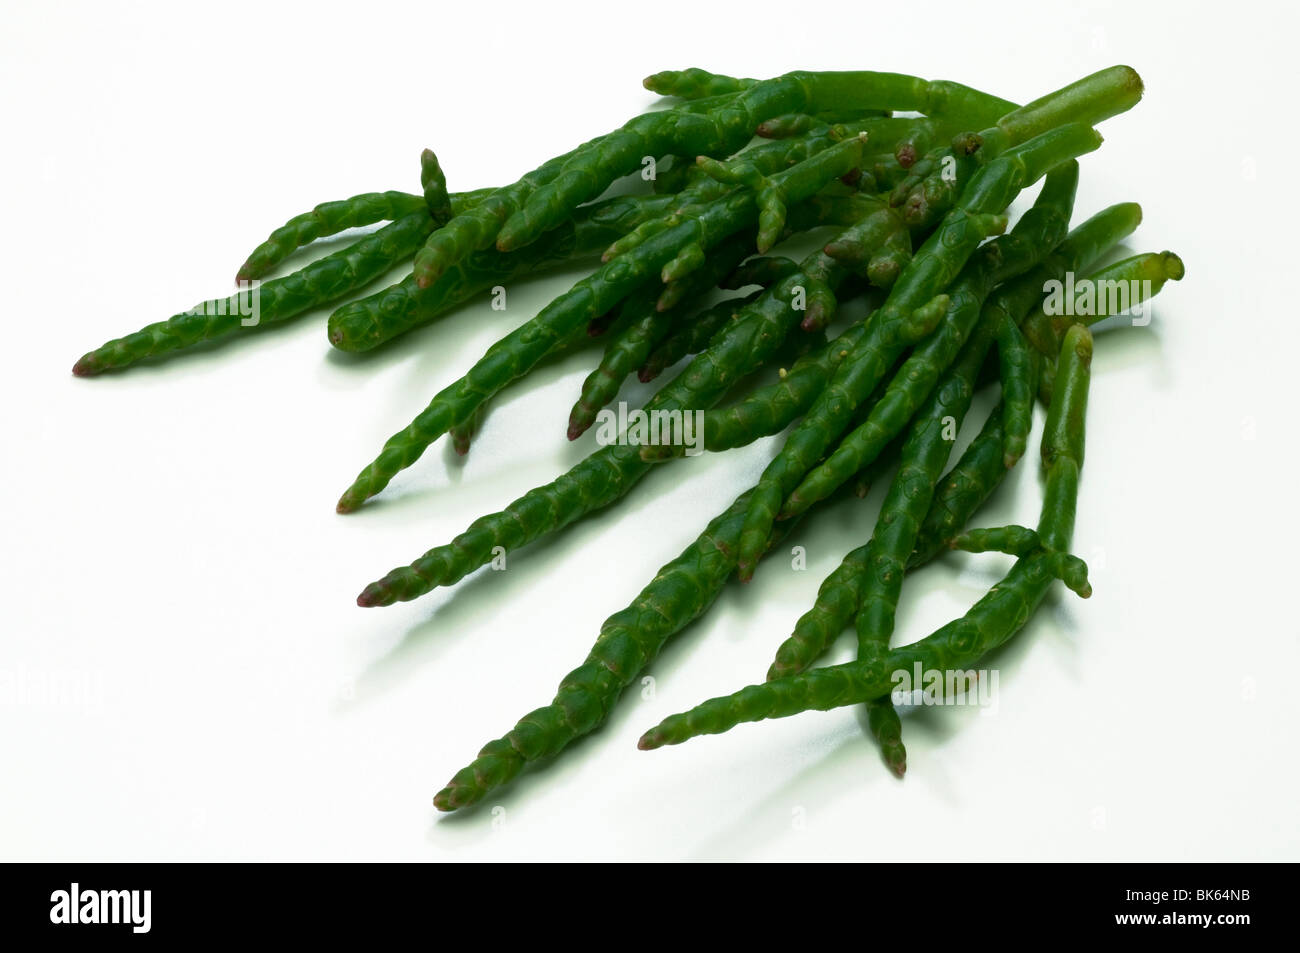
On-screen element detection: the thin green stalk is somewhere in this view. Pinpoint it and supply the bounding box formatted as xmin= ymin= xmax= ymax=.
xmin=234 ymin=189 xmax=487 ymax=283
xmin=995 ymin=317 xmax=1038 ymax=468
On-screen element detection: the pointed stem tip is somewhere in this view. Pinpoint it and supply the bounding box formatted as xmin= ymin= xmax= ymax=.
xmin=356 ymin=584 xmax=385 ymax=608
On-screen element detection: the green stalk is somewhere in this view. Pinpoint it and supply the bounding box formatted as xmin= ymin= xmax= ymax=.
xmin=74 ymin=211 xmax=438 ymax=376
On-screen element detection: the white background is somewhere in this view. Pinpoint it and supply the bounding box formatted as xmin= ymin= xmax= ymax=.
xmin=1 ymin=0 xmax=1295 ymax=861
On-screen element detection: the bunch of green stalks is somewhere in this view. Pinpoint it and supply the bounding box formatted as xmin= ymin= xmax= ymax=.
xmin=73 ymin=65 xmax=1182 ymax=812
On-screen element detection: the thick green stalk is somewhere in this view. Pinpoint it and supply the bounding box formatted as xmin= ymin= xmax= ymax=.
xmin=995 ymin=67 xmax=1143 ymax=150
xmin=236 ymin=190 xmax=428 ymax=282
xmin=450 ymin=326 xmax=595 ymax=455
xmin=769 ymin=542 xmax=871 ymax=682
xmin=907 ymin=403 xmax=1007 ymax=570
xmin=951 ymin=525 xmax=1042 ymax=557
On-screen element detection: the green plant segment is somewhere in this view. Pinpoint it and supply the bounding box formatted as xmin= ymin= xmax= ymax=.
xmin=236 ymin=190 xmax=427 ymax=283
xmin=71 ymin=66 xmax=1182 ymax=814
xmin=73 ymin=211 xmax=439 ymax=376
